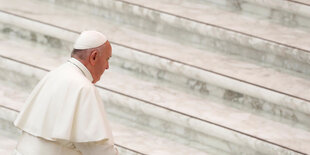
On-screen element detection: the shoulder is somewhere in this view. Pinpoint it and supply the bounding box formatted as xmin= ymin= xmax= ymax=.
xmin=40 ymin=63 xmax=95 ymax=96
xmin=55 ymin=62 xmax=93 ymax=86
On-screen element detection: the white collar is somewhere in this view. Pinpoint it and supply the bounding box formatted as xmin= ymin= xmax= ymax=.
xmin=68 ymin=57 xmax=93 ymax=82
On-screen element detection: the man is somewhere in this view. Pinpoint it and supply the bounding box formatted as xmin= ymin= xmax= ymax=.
xmin=13 ymin=30 xmax=118 ymax=155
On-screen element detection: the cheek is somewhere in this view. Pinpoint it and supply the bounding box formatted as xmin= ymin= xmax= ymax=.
xmin=95 ymin=63 xmax=102 ymax=75
xmin=100 ymin=62 xmax=106 ymax=73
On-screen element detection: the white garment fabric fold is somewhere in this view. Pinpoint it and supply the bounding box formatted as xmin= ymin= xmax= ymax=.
xmin=14 ymin=132 xmax=81 ymax=155
xmin=14 ymin=57 xmax=114 ymax=143
xmin=13 ymin=132 xmax=118 ymax=155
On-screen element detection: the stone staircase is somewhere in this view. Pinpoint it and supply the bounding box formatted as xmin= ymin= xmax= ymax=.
xmin=0 ymin=0 xmax=310 ymax=154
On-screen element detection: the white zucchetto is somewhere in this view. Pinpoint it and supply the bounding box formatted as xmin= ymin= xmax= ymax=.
xmin=73 ymin=30 xmax=108 ymax=50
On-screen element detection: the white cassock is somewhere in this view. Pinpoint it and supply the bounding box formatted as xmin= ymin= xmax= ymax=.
xmin=13 ymin=58 xmax=118 ymax=155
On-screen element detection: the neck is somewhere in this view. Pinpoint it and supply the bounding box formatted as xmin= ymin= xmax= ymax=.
xmin=71 ymin=56 xmax=96 ymax=83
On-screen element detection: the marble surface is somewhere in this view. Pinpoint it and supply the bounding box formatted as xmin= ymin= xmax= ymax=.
xmin=0 ymin=38 xmax=238 ymax=154
xmin=292 ymin=0 xmax=310 ymax=5
xmin=0 ymin=1 xmax=310 ymax=111
xmin=0 ymin=90 xmax=208 ymax=155
xmin=114 ymin=0 xmax=310 ymax=57
xmin=0 ymin=129 xmax=18 ymax=155
xmin=0 ymin=72 xmax=305 ymax=155
xmin=0 ymin=30 xmax=310 ymax=154
xmin=244 ymin=0 xmax=310 ymax=16
xmin=1 ymin=0 xmax=310 ymax=154
xmin=1 ymin=0 xmax=310 ymax=102
xmin=37 ymin=0 xmax=310 ymax=74
xmin=200 ymin=0 xmax=310 ymax=15
xmin=1 ymin=17 xmax=310 ymax=129
xmin=172 ymin=0 xmax=310 ymax=29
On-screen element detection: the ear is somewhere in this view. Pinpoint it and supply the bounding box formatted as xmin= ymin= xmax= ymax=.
xmin=89 ymin=50 xmax=98 ymax=66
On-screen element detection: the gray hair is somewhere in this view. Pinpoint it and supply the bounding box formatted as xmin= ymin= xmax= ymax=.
xmin=71 ymin=46 xmax=103 ymax=60
xmin=71 ymin=41 xmax=110 ymax=60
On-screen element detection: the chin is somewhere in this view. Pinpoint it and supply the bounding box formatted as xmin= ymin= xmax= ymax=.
xmin=92 ymin=79 xmax=99 ymax=84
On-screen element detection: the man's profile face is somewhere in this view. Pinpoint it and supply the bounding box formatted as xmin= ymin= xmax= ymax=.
xmin=93 ymin=42 xmax=112 ymax=82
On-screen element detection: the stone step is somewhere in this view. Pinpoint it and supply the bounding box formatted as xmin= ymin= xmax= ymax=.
xmin=194 ymin=0 xmax=310 ymax=30
xmin=0 ymin=9 xmax=310 ymax=131
xmin=30 ymin=0 xmax=310 ymax=76
xmin=0 ymin=85 xmax=209 ymax=155
xmin=0 ymin=29 xmax=309 ymax=155
xmin=0 ymin=130 xmax=18 ymax=155
xmin=0 ymin=35 xmax=224 ymax=153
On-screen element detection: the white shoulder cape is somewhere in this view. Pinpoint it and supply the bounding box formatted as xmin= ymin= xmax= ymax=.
xmin=14 ymin=58 xmax=113 ymax=143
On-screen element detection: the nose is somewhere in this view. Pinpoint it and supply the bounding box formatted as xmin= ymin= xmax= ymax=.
xmin=106 ymin=62 xmax=109 ymax=69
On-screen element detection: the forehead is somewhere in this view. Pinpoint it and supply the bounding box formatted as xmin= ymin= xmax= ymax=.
xmin=99 ymin=41 xmax=112 ymax=57
xmin=105 ymin=42 xmax=112 ymax=57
